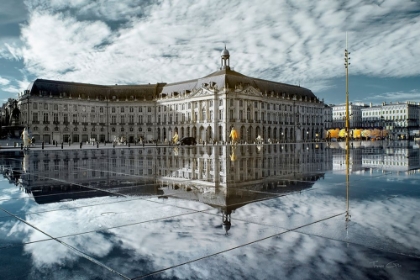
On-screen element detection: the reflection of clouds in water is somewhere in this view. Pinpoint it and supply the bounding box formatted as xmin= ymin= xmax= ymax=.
xmin=11 ymin=190 xmax=420 ymax=275
xmin=350 ymin=197 xmax=420 ymax=252
xmin=57 ymin=213 xmax=278 ymax=277
xmin=26 ymin=239 xmax=78 ymax=269
xmin=0 ymin=187 xmax=29 ymax=202
xmin=156 ymin=232 xmax=418 ymax=280
xmin=233 ymin=191 xmax=345 ymax=227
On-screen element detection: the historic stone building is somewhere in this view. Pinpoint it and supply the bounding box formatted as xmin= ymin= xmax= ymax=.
xmin=361 ymin=102 xmax=420 ymax=140
xmin=17 ymin=47 xmax=326 ymax=144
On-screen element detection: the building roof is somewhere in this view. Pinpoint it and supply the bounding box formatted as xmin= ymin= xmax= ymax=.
xmin=25 ymin=79 xmax=165 ymax=101
xmin=161 ymin=68 xmax=317 ymax=100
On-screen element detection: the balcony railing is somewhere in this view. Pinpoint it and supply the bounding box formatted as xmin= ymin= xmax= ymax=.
xmin=43 ymin=121 xmax=50 ymax=124
xmin=32 ymin=121 xmax=39 ymax=124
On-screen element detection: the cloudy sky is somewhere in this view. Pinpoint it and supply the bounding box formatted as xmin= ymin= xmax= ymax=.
xmin=0 ymin=0 xmax=419 ymax=105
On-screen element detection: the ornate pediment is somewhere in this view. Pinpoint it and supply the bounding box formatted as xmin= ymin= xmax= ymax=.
xmin=189 ymin=88 xmax=215 ymax=98
xmin=240 ymin=85 xmax=262 ymax=97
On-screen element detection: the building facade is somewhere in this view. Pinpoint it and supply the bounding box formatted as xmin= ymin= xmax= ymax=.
xmin=361 ymin=102 xmax=420 ymax=139
xmin=16 ymin=48 xmax=326 ymax=144
xmin=331 ymin=103 xmax=367 ymax=129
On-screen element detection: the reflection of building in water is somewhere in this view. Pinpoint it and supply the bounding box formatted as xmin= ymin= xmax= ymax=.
xmin=0 ymin=145 xmax=330 ymax=230
xmin=362 ymin=147 xmax=420 ymax=173
xmin=331 ymin=148 xmax=364 ymax=172
xmin=328 ymin=142 xmax=420 ymax=173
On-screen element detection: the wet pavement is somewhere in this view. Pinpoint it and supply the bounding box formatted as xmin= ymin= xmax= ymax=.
xmin=0 ymin=142 xmax=420 ymax=279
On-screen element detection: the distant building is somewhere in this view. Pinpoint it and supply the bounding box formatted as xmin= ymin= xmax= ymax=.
xmin=15 ymin=47 xmax=327 ymax=143
xmin=331 ymin=103 xmax=367 ymax=129
xmin=361 ymin=102 xmax=420 ymax=140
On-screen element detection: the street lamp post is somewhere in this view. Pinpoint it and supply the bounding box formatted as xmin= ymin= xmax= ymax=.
xmin=344 ymin=33 xmax=351 ymax=151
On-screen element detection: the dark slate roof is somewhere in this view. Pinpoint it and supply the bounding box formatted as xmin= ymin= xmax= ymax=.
xmin=25 ymin=68 xmax=317 ymax=101
xmin=161 ymin=68 xmax=316 ymax=99
xmin=26 ymin=79 xmax=165 ymax=101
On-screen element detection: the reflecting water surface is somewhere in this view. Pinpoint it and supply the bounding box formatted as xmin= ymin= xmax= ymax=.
xmin=0 ymin=143 xmax=420 ymax=279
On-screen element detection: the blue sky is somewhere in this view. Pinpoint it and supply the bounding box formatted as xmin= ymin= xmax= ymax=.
xmin=0 ymin=0 xmax=419 ymax=105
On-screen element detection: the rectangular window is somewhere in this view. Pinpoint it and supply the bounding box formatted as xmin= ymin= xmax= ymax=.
xmin=129 ymin=107 xmax=134 ymax=113
xmin=43 ymin=113 xmax=49 ymax=122
xmin=91 ymin=107 xmax=95 ymax=113
xmin=148 ymin=107 xmax=151 ymax=112
xmin=112 ymin=107 xmax=115 ymax=113
xmin=33 ymin=112 xmax=38 ymax=122
xmin=33 ymin=103 xmax=38 ymax=110
xmin=73 ymin=105 xmax=77 ymax=111
xmin=121 ymin=107 xmax=124 ymax=113
xmin=64 ymin=104 xmax=68 ymax=111
xmin=53 ymin=113 xmax=58 ymax=122
xmin=44 ymin=103 xmax=48 ymax=110
xmin=64 ymin=114 xmax=68 ymax=123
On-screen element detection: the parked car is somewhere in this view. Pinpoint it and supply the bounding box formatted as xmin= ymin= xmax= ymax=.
xmin=178 ymin=136 xmax=197 ymax=145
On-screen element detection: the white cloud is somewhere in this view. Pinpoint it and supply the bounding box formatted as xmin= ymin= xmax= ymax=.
xmin=367 ymin=89 xmax=420 ymax=102
xmin=9 ymin=0 xmax=420 ymax=95
xmin=0 ymin=76 xmax=10 ymax=86
xmin=0 ymin=37 xmax=23 ymax=60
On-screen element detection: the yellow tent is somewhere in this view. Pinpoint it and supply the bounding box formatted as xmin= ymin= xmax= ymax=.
xmin=353 ymin=129 xmax=362 ymax=139
xmin=361 ymin=129 xmax=371 ymax=139
xmin=328 ymin=129 xmax=339 ymax=139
